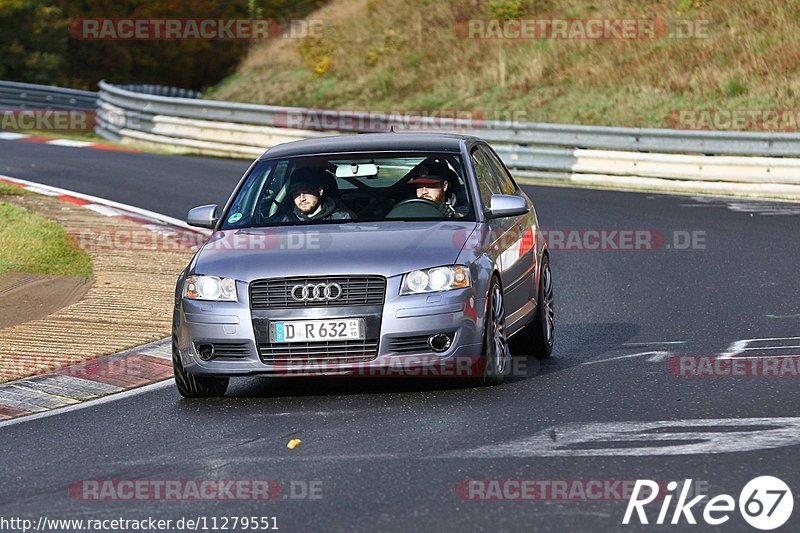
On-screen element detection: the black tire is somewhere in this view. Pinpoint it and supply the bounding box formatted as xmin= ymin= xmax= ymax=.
xmin=467 ymin=277 xmax=509 ymax=387
xmin=531 ymin=254 xmax=555 ymax=358
xmin=509 ymin=254 xmax=554 ymax=359
xmin=172 ymin=334 xmax=229 ymax=398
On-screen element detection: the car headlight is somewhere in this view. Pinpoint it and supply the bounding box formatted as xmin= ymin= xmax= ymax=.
xmin=183 ymin=275 xmax=237 ymax=302
xmin=401 ymin=265 xmax=471 ymax=295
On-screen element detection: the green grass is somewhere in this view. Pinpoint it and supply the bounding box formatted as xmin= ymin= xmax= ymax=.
xmin=210 ymin=0 xmax=800 ymax=129
xmin=0 ymin=183 xmax=28 ymax=196
xmin=16 ymin=129 xmax=102 ymax=142
xmin=0 ymin=202 xmax=93 ymax=278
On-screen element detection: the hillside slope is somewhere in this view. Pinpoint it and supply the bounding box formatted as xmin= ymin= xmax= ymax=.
xmin=211 ymin=0 xmax=800 ymax=129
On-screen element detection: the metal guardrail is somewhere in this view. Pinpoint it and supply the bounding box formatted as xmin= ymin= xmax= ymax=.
xmin=490 ymin=145 xmax=800 ymax=184
xmin=3 ymin=79 xmax=797 ymax=199
xmin=93 ymin=81 xmax=800 ymax=196
xmin=0 ymin=80 xmax=97 ymax=110
xmin=95 ymin=80 xmax=800 ymax=157
xmin=0 ymin=81 xmax=199 ymax=112
xmin=116 ymin=84 xmax=201 ymax=99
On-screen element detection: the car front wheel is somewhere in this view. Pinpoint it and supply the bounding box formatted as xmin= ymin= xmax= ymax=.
xmin=468 ymin=277 xmax=509 ymax=387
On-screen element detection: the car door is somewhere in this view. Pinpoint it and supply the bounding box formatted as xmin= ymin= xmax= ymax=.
xmin=476 ymin=145 xmax=537 ymax=327
xmin=469 ymin=147 xmax=503 ymax=284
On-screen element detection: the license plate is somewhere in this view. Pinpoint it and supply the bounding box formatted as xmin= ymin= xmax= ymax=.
xmin=270 ymin=319 xmax=364 ymax=343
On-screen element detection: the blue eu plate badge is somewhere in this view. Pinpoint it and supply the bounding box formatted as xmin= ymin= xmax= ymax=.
xmin=274 ymin=322 xmax=286 ymax=342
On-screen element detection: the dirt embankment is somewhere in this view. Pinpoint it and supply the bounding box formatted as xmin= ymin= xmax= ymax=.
xmin=0 ymin=193 xmax=195 ymax=383
xmin=0 ymin=273 xmax=92 ymax=329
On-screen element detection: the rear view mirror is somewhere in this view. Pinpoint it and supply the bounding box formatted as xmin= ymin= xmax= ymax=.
xmin=336 ymin=163 xmax=379 ymax=179
xmin=187 ymin=204 xmax=219 ymax=229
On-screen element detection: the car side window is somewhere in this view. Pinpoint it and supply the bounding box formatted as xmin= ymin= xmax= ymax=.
xmin=254 ymin=161 xmax=290 ymax=218
xmin=470 ymin=148 xmax=503 ymax=208
xmin=480 ymin=146 xmax=517 ymax=195
xmin=228 ymin=165 xmax=272 ymax=218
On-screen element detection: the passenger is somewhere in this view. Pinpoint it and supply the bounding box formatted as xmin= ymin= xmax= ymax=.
xmin=275 ymin=170 xmax=353 ymax=222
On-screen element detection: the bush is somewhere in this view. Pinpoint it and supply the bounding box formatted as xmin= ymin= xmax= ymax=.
xmin=0 ymin=0 xmax=327 ymax=90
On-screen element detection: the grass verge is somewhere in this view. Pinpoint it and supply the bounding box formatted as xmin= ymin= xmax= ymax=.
xmin=0 ymin=183 xmax=28 ymax=196
xmin=210 ymin=0 xmax=800 ymax=129
xmin=15 ymin=129 xmax=102 ymax=142
xmin=0 ymin=202 xmax=93 ymax=278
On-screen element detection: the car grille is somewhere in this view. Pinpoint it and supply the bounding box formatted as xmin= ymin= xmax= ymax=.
xmin=250 ymin=276 xmax=386 ymax=309
xmin=386 ymin=335 xmax=431 ymax=354
xmin=258 ymin=339 xmax=379 ymax=365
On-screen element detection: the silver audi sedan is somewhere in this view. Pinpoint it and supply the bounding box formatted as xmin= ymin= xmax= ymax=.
xmin=172 ymin=133 xmax=553 ymax=397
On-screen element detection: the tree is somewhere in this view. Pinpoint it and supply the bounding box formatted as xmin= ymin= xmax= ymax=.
xmin=0 ymin=0 xmax=67 ymax=84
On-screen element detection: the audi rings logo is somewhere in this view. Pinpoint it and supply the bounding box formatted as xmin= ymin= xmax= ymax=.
xmin=291 ymin=283 xmax=343 ymax=302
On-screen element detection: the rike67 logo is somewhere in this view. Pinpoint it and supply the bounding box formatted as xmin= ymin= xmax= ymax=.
xmin=623 ymin=476 xmax=793 ymax=530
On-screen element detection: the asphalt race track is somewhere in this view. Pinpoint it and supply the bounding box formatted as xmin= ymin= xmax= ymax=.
xmin=2 ymin=139 xmax=800 ymax=532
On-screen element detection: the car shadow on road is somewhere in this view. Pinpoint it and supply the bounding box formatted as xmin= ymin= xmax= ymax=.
xmin=534 ymin=320 xmax=641 ymax=373
xmin=229 ymin=375 xmax=481 ymax=398
xmin=209 ymin=321 xmax=639 ymax=399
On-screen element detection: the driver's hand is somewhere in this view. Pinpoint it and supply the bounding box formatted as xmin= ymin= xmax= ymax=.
xmin=437 ymin=200 xmax=453 ymax=218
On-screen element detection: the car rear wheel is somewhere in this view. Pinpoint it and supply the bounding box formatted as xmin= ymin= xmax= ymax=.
xmin=468 ymin=277 xmax=509 ymax=387
xmin=510 ymin=254 xmax=554 ymax=359
xmin=531 ymin=255 xmax=554 ymax=358
xmin=172 ymin=333 xmax=229 ymax=398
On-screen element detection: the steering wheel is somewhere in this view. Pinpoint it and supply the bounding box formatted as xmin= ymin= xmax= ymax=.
xmin=386 ymin=197 xmax=446 ymax=218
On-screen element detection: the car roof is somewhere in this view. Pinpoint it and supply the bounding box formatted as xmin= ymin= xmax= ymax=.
xmin=258 ymin=132 xmax=479 ymax=159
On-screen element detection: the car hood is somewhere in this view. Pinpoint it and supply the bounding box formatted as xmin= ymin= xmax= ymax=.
xmin=191 ymin=221 xmax=478 ymax=281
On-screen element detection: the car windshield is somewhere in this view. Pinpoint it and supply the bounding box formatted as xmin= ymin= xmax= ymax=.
xmin=220 ymin=152 xmax=474 ymax=229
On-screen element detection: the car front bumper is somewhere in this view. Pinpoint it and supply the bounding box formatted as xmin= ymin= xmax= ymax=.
xmin=174 ymin=276 xmax=487 ymax=378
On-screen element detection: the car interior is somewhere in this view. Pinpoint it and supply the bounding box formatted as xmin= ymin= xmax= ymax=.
xmin=247 ymin=154 xmax=473 ymax=224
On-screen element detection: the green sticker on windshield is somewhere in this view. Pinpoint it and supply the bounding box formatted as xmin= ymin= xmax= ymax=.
xmin=228 ymin=212 xmax=242 ymax=224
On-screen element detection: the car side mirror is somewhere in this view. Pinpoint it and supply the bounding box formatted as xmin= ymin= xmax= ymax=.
xmin=187 ymin=204 xmax=219 ymax=229
xmin=487 ymin=194 xmax=529 ymax=219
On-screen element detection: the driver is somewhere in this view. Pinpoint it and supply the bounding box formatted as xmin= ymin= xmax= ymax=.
xmin=407 ymin=172 xmax=463 ymax=218
xmin=273 ymin=169 xmax=353 ymax=222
